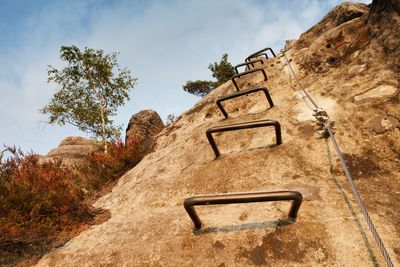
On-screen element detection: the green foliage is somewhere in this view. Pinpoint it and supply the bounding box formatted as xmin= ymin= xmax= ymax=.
xmin=41 ymin=45 xmax=137 ymax=151
xmin=182 ymin=80 xmax=217 ymax=97
xmin=208 ymin=53 xmax=236 ymax=86
xmin=182 ymin=53 xmax=235 ymax=97
xmin=0 ymin=146 xmax=92 ymax=243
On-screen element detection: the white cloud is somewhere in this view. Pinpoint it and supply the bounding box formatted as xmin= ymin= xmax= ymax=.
xmin=0 ymin=0 xmax=348 ymax=154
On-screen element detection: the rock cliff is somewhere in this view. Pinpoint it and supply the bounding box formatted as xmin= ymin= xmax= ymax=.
xmin=36 ymin=1 xmax=400 ymax=266
xmin=41 ymin=136 xmax=98 ymax=166
xmin=125 ymin=109 xmax=165 ymax=154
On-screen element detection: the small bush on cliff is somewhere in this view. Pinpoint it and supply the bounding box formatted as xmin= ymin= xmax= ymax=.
xmin=183 ymin=53 xmax=235 ymax=97
xmin=208 ymin=53 xmax=236 ymax=85
xmin=0 ymin=140 xmax=144 ymax=265
xmin=80 ymin=139 xmax=144 ymax=193
xmin=0 ymin=146 xmax=93 ymax=243
xmin=182 ymin=80 xmax=217 ymax=97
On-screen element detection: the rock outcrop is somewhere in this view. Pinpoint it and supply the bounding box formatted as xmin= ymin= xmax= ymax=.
xmin=125 ymin=109 xmax=164 ymax=154
xmin=42 ymin=136 xmax=98 ymax=166
xmin=36 ymin=2 xmax=400 ymax=266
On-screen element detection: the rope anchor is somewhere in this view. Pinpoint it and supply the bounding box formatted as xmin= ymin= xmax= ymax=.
xmin=313 ymin=108 xmax=334 ymax=138
xmin=282 ymin=48 xmax=394 ymax=267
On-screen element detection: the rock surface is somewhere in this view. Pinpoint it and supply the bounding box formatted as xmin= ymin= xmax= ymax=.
xmin=36 ymin=2 xmax=400 ymax=266
xmin=41 ymin=136 xmax=98 ymax=166
xmin=125 ymin=109 xmax=164 ymax=154
xmin=354 ymin=84 xmax=398 ymax=101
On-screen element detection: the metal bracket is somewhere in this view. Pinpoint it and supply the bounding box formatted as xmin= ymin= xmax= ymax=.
xmin=206 ymin=119 xmax=282 ymax=158
xmin=231 ymin=68 xmax=268 ymax=91
xmin=313 ymin=108 xmax=329 ymax=126
xmin=216 ymin=87 xmax=274 ymax=118
xmin=245 ymin=47 xmax=276 ymax=62
xmin=234 ymin=59 xmax=264 ymax=73
xmin=246 ymin=53 xmax=268 ymax=61
xmin=312 ymin=108 xmax=334 ymax=138
xmin=184 ymin=191 xmax=303 ymax=229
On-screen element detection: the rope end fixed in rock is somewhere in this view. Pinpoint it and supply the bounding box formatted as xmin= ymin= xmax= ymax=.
xmin=313 ymin=108 xmax=334 ymax=138
xmin=313 ymin=108 xmax=329 ymax=125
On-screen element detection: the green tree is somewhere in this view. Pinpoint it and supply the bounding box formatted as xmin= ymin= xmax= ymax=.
xmin=182 ymin=80 xmax=217 ymax=97
xmin=208 ymin=53 xmax=235 ymax=86
xmin=183 ymin=53 xmax=235 ymax=97
xmin=41 ymin=45 xmax=137 ymax=153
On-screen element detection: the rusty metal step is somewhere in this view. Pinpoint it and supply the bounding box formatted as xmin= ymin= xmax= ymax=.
xmin=206 ymin=119 xmax=282 ymax=158
xmin=183 ymin=190 xmax=303 ymax=230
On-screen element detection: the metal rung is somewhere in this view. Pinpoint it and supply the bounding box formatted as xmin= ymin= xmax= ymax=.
xmin=206 ymin=119 xmax=282 ymax=158
xmin=246 ymin=47 xmax=276 ymax=62
xmin=246 ymin=53 xmax=268 ymax=61
xmin=216 ymin=87 xmax=274 ymax=118
xmin=234 ymin=59 xmax=264 ymax=74
xmin=184 ymin=191 xmax=303 ymax=229
xmin=231 ymin=68 xmax=268 ymax=91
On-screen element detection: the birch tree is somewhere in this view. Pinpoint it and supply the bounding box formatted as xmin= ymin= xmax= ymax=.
xmin=41 ymin=45 xmax=136 ymax=153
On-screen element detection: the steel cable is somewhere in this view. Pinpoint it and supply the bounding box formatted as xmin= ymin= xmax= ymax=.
xmin=281 ymin=52 xmax=319 ymax=109
xmin=281 ymin=49 xmax=394 ymax=267
xmin=326 ymin=126 xmax=394 ymax=267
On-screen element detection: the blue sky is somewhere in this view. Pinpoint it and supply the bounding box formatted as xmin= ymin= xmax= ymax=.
xmin=0 ymin=0 xmax=370 ymax=154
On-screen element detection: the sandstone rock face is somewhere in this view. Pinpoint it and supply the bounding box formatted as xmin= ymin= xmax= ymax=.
xmin=125 ymin=109 xmax=164 ymax=153
xmin=43 ymin=136 xmax=98 ymax=166
xmin=354 ymin=84 xmax=398 ymax=101
xmin=36 ymin=2 xmax=400 ymax=266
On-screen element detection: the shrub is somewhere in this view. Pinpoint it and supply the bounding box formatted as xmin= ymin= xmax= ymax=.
xmin=0 ymin=146 xmax=93 ymax=243
xmin=182 ymin=53 xmax=235 ymax=97
xmin=80 ymin=139 xmax=144 ymax=193
xmin=0 ymin=140 xmax=144 ymax=265
xmin=182 ymin=80 xmax=217 ymax=97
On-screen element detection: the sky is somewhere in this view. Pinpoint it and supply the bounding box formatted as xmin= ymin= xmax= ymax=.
xmin=0 ymin=0 xmax=371 ymax=155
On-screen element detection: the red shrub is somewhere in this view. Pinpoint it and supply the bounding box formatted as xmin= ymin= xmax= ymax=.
xmin=0 ymin=147 xmax=92 ymax=242
xmin=0 ymin=139 xmax=143 ymax=248
xmin=82 ymin=138 xmax=144 ymax=191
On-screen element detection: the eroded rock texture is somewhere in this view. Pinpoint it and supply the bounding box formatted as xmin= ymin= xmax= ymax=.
xmin=125 ymin=109 xmax=165 ymax=154
xmin=36 ymin=2 xmax=400 ymax=266
xmin=42 ymin=136 xmax=97 ymax=166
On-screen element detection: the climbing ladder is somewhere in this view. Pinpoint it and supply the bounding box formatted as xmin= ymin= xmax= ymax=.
xmin=182 ymin=44 xmax=394 ymax=267
xmin=216 ymin=87 xmax=274 ymax=119
xmin=245 ymin=47 xmax=276 ymax=62
xmin=234 ymin=59 xmax=264 ymax=73
xmin=231 ymin=67 xmax=267 ymax=91
xmin=206 ymin=119 xmax=282 ymax=158
xmin=184 ymin=191 xmax=302 ymax=230
xmin=183 ymin=48 xmax=304 ymax=230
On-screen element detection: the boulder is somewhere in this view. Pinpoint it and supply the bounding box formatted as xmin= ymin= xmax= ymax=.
xmin=125 ymin=110 xmax=164 ymax=154
xmin=43 ymin=136 xmax=98 ymax=166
